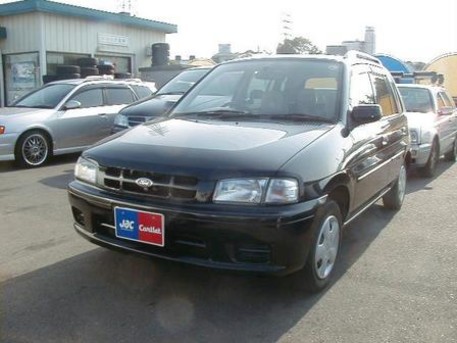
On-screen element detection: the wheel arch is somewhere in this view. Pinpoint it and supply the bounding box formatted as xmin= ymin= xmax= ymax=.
xmin=322 ymin=173 xmax=351 ymax=221
xmin=15 ymin=128 xmax=54 ymax=156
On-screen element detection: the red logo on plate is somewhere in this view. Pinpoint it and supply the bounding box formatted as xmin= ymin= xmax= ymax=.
xmin=138 ymin=212 xmax=165 ymax=246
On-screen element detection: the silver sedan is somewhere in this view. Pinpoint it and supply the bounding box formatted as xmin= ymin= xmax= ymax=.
xmin=0 ymin=78 xmax=155 ymax=167
xmin=398 ymin=84 xmax=457 ymax=177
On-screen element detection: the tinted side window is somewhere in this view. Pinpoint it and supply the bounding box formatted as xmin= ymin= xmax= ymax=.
xmin=350 ymin=65 xmax=375 ymax=107
xmin=71 ymin=88 xmax=103 ymax=108
xmin=370 ymin=73 xmax=399 ymax=116
xmin=105 ymin=87 xmax=136 ymax=105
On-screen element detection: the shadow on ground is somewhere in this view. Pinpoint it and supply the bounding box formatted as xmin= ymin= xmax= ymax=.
xmin=1 ymin=202 xmax=396 ymax=343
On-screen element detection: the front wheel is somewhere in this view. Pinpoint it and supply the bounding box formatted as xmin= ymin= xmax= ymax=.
xmin=296 ymin=200 xmax=342 ymax=293
xmin=383 ymin=162 xmax=407 ymax=210
xmin=15 ymin=131 xmax=51 ymax=168
xmin=420 ymin=140 xmax=439 ymax=177
xmin=444 ymin=136 xmax=457 ymax=162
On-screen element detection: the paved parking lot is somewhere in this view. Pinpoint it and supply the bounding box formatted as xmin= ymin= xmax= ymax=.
xmin=1 ymin=155 xmax=456 ymax=342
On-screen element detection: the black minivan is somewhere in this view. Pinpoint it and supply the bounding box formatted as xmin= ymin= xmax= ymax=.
xmin=68 ymin=52 xmax=409 ymax=292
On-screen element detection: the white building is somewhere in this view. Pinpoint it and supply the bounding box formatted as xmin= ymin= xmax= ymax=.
xmin=0 ymin=0 xmax=177 ymax=105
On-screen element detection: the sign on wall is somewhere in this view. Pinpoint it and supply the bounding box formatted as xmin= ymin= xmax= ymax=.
xmin=98 ymin=34 xmax=129 ymax=47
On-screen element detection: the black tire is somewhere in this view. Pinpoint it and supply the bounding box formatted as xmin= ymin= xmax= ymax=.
xmin=97 ymin=64 xmax=115 ymax=72
xmin=77 ymin=57 xmax=98 ymax=67
xmin=15 ymin=130 xmax=52 ymax=168
xmin=56 ymin=64 xmax=81 ymax=74
xmin=80 ymin=67 xmax=99 ymax=77
xmin=293 ymin=200 xmax=342 ymax=293
xmin=444 ymin=136 xmax=457 ymax=162
xmin=420 ymin=140 xmax=439 ymax=177
xmin=383 ymin=162 xmax=407 ymax=210
xmin=56 ymin=73 xmax=81 ymax=80
xmin=114 ymin=72 xmax=132 ymax=79
xmin=42 ymin=74 xmax=57 ymax=84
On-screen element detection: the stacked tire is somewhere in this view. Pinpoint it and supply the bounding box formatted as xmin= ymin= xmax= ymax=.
xmin=77 ymin=57 xmax=99 ymax=78
xmin=56 ymin=64 xmax=81 ymax=80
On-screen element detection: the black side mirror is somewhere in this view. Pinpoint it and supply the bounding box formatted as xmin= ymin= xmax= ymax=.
xmin=351 ymin=104 xmax=382 ymax=125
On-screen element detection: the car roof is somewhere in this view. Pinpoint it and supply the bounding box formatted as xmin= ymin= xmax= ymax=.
xmin=47 ymin=77 xmax=149 ymax=87
xmin=218 ymin=51 xmax=383 ymax=68
xmin=397 ymin=83 xmax=447 ymax=92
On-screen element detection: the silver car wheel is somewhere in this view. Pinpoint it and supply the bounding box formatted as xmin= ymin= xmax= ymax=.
xmin=21 ymin=133 xmax=49 ymax=166
xmin=314 ymin=214 xmax=340 ymax=280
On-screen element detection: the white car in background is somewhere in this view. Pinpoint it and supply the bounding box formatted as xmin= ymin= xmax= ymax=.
xmin=0 ymin=77 xmax=156 ymax=168
xmin=398 ymin=84 xmax=457 ymax=177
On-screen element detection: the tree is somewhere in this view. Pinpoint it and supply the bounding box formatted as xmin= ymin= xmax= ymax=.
xmin=276 ymin=36 xmax=322 ymax=55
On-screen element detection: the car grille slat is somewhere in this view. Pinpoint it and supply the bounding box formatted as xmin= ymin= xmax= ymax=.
xmin=100 ymin=167 xmax=198 ymax=200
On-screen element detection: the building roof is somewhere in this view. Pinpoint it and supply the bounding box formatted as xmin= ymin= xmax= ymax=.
xmin=0 ymin=0 xmax=177 ymax=34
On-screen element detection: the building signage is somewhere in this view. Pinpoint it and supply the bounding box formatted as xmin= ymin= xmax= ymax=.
xmin=98 ymin=34 xmax=129 ymax=47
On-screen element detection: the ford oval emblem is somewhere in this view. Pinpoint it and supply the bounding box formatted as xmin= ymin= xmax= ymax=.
xmin=135 ymin=177 xmax=153 ymax=188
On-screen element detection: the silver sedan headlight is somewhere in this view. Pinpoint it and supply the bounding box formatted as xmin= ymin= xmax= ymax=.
xmin=74 ymin=157 xmax=99 ymax=184
xmin=409 ymin=129 xmax=418 ymax=144
xmin=114 ymin=114 xmax=129 ymax=127
xmin=213 ymin=178 xmax=299 ymax=204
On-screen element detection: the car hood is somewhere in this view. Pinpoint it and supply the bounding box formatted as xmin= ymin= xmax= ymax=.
xmin=85 ymin=118 xmax=334 ymax=178
xmin=405 ymin=112 xmax=435 ymax=130
xmin=120 ymin=94 xmax=181 ymax=117
xmin=0 ymin=107 xmax=55 ymax=117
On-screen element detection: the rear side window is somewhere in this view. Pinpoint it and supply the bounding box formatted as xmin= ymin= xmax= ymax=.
xmin=131 ymin=85 xmax=153 ymax=99
xmin=105 ymin=87 xmax=136 ymax=105
xmin=71 ymin=88 xmax=103 ymax=108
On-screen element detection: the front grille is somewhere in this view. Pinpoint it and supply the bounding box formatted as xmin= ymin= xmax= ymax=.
xmin=101 ymin=167 xmax=198 ymax=200
xmin=128 ymin=116 xmax=148 ymax=127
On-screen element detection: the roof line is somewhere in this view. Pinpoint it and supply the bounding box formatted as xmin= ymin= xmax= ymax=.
xmin=0 ymin=0 xmax=177 ymax=34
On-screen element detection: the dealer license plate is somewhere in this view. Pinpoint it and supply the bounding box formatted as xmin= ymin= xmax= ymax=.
xmin=114 ymin=207 xmax=165 ymax=247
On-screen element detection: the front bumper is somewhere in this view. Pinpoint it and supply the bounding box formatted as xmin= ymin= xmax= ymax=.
xmin=410 ymin=142 xmax=432 ymax=167
xmin=68 ymin=181 xmax=325 ymax=276
xmin=0 ymin=133 xmax=19 ymax=161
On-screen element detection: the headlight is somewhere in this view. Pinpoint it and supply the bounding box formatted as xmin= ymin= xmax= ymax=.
xmin=0 ymin=126 xmax=5 ymax=134
xmin=114 ymin=114 xmax=129 ymax=127
xmin=265 ymin=179 xmax=299 ymax=203
xmin=74 ymin=157 xmax=98 ymax=184
xmin=409 ymin=129 xmax=418 ymax=144
xmin=213 ymin=178 xmax=298 ymax=204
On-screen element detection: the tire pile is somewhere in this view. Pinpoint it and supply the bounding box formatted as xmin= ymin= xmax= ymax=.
xmin=42 ymin=57 xmax=131 ymax=84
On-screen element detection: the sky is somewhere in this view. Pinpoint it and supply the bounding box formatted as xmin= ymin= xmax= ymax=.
xmin=1 ymin=0 xmax=456 ymax=63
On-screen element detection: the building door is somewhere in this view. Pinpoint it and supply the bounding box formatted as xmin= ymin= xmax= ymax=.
xmin=4 ymin=52 xmax=40 ymax=105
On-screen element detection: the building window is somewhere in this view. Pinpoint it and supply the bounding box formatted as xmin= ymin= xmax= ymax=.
xmin=95 ymin=55 xmax=131 ymax=74
xmin=46 ymin=52 xmax=90 ymax=76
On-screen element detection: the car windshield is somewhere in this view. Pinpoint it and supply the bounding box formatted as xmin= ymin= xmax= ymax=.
xmin=11 ymin=84 xmax=76 ymax=109
xmin=171 ymin=59 xmax=342 ymax=122
xmin=398 ymin=87 xmax=434 ymax=113
xmin=157 ymin=68 xmax=210 ymax=95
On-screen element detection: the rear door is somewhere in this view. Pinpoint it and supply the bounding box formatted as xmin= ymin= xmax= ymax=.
xmin=436 ymin=90 xmax=457 ymax=152
xmin=368 ymin=66 xmax=408 ymax=185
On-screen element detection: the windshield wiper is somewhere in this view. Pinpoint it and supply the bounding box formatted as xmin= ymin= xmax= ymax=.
xmin=264 ymin=113 xmax=334 ymax=123
xmin=174 ymin=109 xmax=253 ymax=118
xmin=157 ymin=91 xmax=185 ymax=95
